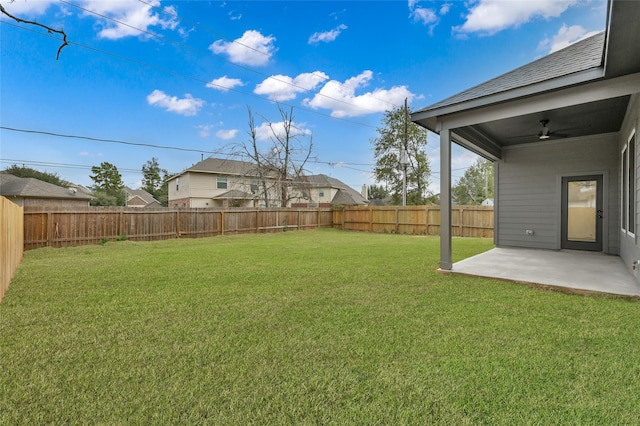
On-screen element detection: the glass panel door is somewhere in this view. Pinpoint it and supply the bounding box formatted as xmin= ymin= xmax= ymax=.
xmin=567 ymin=180 xmax=597 ymax=242
xmin=561 ymin=175 xmax=603 ymax=251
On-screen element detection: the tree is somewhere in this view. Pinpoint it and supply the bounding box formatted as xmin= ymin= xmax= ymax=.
xmin=90 ymin=162 xmax=125 ymax=206
xmin=239 ymin=105 xmax=313 ymax=207
xmin=371 ymin=104 xmax=431 ymax=205
xmin=367 ymin=184 xmax=389 ymax=201
xmin=2 ymin=164 xmax=71 ymax=187
xmin=452 ymin=157 xmax=494 ymax=205
xmin=141 ymin=157 xmax=169 ymax=206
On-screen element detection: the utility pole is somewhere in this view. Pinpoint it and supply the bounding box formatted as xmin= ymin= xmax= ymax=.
xmin=401 ymin=98 xmax=409 ymax=206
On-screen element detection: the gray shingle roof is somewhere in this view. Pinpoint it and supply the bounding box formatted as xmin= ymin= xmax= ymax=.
xmin=125 ymin=187 xmax=160 ymax=204
xmin=170 ymin=157 xmax=282 ymax=180
xmin=305 ymin=174 xmax=367 ymax=205
xmin=417 ymin=31 xmax=605 ymax=113
xmin=183 ymin=158 xmax=258 ymax=176
xmin=0 ymin=173 xmax=93 ymax=200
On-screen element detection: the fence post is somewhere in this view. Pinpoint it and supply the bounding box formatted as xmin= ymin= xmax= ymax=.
xmin=219 ymin=211 xmax=224 ymax=235
xmin=47 ymin=212 xmax=53 ymax=248
xmin=459 ymin=208 xmax=464 ymax=237
xmin=176 ymin=210 xmax=181 ymax=238
xmin=256 ymin=209 xmax=259 ymax=233
xmin=118 ymin=210 xmax=124 ymax=239
xmin=395 ymin=208 xmax=399 ymax=233
xmin=425 ymin=207 xmax=429 ymax=235
xmin=369 ymin=207 xmax=373 ymax=232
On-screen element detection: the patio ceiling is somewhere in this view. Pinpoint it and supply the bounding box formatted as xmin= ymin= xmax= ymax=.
xmin=466 ymin=95 xmax=631 ymax=148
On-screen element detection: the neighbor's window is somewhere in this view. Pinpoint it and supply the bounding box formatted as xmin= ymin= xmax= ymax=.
xmin=176 ymin=178 xmax=179 ymax=191
xmin=217 ymin=176 xmax=227 ymax=189
xmin=250 ymin=180 xmax=259 ymax=194
xmin=319 ymin=188 xmax=325 ymax=198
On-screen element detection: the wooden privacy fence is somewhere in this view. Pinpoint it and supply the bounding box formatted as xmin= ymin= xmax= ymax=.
xmin=22 ymin=207 xmax=334 ymax=250
xmin=1 ymin=197 xmax=24 ymax=302
xmin=334 ymin=205 xmax=494 ymax=238
xmin=19 ymin=205 xmax=493 ymax=251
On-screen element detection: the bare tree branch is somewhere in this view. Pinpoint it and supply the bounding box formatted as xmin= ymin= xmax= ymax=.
xmin=1 ymin=2 xmax=68 ymax=59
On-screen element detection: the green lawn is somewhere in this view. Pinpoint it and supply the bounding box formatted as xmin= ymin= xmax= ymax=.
xmin=1 ymin=229 xmax=639 ymax=424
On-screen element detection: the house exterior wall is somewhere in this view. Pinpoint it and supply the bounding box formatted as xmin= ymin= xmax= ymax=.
xmin=168 ymin=172 xmax=282 ymax=208
xmin=289 ymin=186 xmax=333 ymax=207
xmin=618 ymin=94 xmax=640 ymax=276
xmin=496 ymin=133 xmax=619 ymax=253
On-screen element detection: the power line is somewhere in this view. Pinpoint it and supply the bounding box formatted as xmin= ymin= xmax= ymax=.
xmin=0 ymin=125 xmax=377 ymax=168
xmin=0 ymin=126 xmax=222 ymax=155
xmin=0 ymin=158 xmax=141 ymax=174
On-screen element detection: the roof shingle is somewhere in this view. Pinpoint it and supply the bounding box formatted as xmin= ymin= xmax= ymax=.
xmin=417 ymin=31 xmax=605 ymax=113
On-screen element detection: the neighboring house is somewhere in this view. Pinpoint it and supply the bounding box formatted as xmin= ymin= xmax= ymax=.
xmin=411 ymin=0 xmax=640 ymax=276
xmin=168 ymin=158 xmax=281 ymax=208
xmin=125 ymin=187 xmax=162 ymax=208
xmin=167 ymin=158 xmax=366 ymax=208
xmin=290 ymin=174 xmax=368 ymax=207
xmin=0 ymin=173 xmax=93 ymax=208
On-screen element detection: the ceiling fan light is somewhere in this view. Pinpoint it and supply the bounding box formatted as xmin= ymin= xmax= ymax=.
xmin=539 ymin=134 xmax=550 ymax=140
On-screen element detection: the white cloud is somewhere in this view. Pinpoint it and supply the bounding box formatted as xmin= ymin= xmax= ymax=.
xmin=254 ymin=72 xmax=329 ymax=101
xmin=206 ymin=76 xmax=245 ymax=91
xmin=146 ymin=90 xmax=204 ymax=116
xmin=254 ymin=121 xmax=312 ymax=142
xmin=538 ymin=24 xmax=600 ymax=54
xmin=216 ymin=129 xmax=238 ymax=140
xmin=79 ymin=151 xmax=103 ymax=158
xmin=440 ymin=3 xmax=451 ymax=15
xmin=408 ymin=0 xmax=440 ymax=27
xmin=308 ymin=24 xmax=348 ymax=44
xmin=209 ymin=30 xmax=276 ymax=66
xmin=411 ymin=7 xmax=437 ymax=25
xmin=2 ymin=0 xmax=57 ymax=15
xmin=196 ymin=124 xmax=213 ymax=137
xmin=77 ymin=0 xmax=179 ymax=40
xmin=456 ymin=0 xmax=577 ymax=34
xmin=303 ymin=71 xmax=415 ymax=118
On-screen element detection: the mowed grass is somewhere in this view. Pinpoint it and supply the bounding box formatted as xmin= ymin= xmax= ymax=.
xmin=1 ymin=229 xmax=640 ymax=424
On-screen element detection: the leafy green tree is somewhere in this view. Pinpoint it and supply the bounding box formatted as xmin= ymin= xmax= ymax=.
xmin=452 ymin=157 xmax=494 ymax=205
xmin=2 ymin=164 xmax=71 ymax=187
xmin=90 ymin=162 xmax=125 ymax=206
xmin=367 ymin=184 xmax=389 ymax=201
xmin=371 ymin=105 xmax=430 ymax=205
xmin=142 ymin=157 xmax=169 ymax=206
xmin=90 ymin=190 xmax=120 ymax=207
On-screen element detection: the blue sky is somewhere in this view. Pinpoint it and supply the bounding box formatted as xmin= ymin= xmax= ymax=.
xmin=1 ymin=0 xmax=607 ymax=194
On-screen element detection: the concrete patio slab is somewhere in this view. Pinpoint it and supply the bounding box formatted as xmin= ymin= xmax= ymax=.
xmin=447 ymin=247 xmax=640 ymax=297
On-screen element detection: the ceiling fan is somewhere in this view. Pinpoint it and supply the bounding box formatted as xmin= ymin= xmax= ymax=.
xmin=537 ymin=119 xmax=570 ymax=140
xmin=538 ymin=119 xmax=551 ymax=140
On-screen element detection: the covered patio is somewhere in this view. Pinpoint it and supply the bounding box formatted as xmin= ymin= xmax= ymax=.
xmin=412 ymin=0 xmax=640 ymax=295
xmin=448 ymin=248 xmax=640 ymax=297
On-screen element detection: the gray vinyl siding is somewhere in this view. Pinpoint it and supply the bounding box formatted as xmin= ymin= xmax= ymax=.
xmin=618 ymin=94 xmax=640 ymax=274
xmin=496 ymin=134 xmax=619 ymax=253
